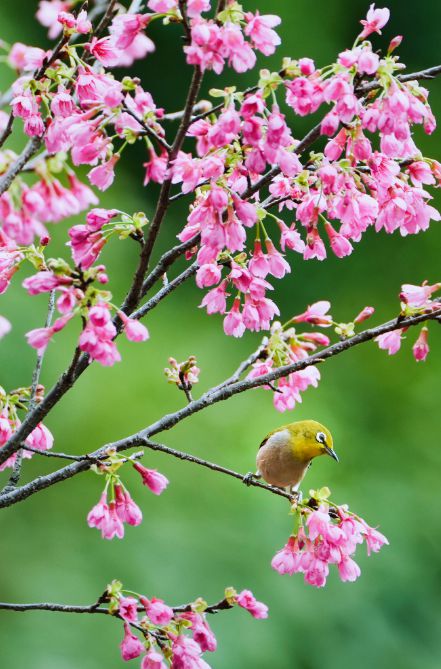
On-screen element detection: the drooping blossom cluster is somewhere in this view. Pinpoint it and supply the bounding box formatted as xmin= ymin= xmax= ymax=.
xmin=375 ymin=281 xmax=441 ymax=361
xmin=245 ymin=301 xmax=375 ymax=412
xmin=9 ymin=207 xmax=150 ymax=365
xmin=103 ymin=579 xmax=267 ymax=667
xmin=271 ymin=487 xmax=388 ymax=587
xmin=87 ymin=452 xmax=169 ymax=540
xmin=0 ymin=385 xmax=53 ymax=471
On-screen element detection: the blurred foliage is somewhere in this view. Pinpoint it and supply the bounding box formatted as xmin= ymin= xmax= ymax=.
xmin=1 ymin=2 xmax=441 ymax=668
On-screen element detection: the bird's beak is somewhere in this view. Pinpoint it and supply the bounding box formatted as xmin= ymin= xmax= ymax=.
xmin=325 ymin=445 xmax=339 ymax=462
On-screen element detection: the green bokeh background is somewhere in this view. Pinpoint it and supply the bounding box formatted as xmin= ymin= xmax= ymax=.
xmin=1 ymin=2 xmax=441 ymax=668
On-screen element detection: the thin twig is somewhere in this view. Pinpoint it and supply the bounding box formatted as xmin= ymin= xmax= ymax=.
xmin=0 ymin=593 xmax=233 ymax=616
xmin=122 ymin=106 xmax=172 ymax=153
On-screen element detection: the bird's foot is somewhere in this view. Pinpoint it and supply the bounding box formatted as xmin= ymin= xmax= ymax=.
xmin=289 ymin=488 xmax=303 ymax=504
xmin=243 ymin=471 xmax=260 ymax=486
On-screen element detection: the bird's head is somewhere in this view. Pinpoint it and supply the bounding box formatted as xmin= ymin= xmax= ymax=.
xmin=288 ymin=420 xmax=338 ymax=463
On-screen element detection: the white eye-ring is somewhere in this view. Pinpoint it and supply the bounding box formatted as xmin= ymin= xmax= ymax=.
xmin=316 ymin=431 xmax=327 ymax=444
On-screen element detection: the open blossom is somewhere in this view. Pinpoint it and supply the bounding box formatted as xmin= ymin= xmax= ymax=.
xmin=142 ymin=649 xmax=168 ymax=669
xmin=399 ymin=282 xmax=441 ymax=308
xmin=141 ymin=597 xmax=174 ymax=626
xmin=118 ymin=596 xmax=139 ymax=623
xmin=359 ymin=4 xmax=390 ymax=38
xmin=171 ymin=635 xmax=211 ymax=669
xmin=376 ymin=329 xmax=403 ymax=355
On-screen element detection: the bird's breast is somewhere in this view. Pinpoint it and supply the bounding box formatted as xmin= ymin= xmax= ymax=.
xmin=257 ymin=429 xmax=309 ymax=488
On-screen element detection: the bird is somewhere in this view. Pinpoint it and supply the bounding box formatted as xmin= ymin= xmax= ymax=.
xmin=244 ymin=420 xmax=338 ymax=494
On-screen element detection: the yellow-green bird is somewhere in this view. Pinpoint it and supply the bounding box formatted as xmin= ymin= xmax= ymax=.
xmin=248 ymin=420 xmax=338 ymax=492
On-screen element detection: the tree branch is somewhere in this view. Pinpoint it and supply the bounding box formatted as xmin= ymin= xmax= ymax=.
xmin=120 ymin=65 xmax=203 ymax=315
xmin=0 ymin=594 xmax=233 ymax=616
xmin=1 ymin=308 xmax=439 ymax=509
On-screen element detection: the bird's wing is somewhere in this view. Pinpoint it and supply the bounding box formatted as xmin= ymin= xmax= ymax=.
xmin=258 ymin=427 xmax=283 ymax=450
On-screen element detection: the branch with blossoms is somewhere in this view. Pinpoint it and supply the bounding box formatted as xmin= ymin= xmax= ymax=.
xmin=1 ymin=0 xmax=441 ymax=666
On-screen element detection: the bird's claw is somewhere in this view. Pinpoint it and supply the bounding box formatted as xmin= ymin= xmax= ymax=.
xmin=243 ymin=472 xmax=256 ymax=486
xmin=290 ymin=489 xmax=303 ymax=504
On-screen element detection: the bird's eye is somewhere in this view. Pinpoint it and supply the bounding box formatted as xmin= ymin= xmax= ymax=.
xmin=316 ymin=431 xmax=326 ymax=444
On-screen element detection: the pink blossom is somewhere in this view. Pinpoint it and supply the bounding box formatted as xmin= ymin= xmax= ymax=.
xmin=299 ymin=57 xmax=315 ymax=75
xmin=36 ymin=1 xmax=68 ymax=38
xmin=88 ymin=36 xmax=121 ymax=67
xmin=244 ymin=12 xmax=281 ymax=56
xmin=141 ymin=649 xmax=168 ymax=669
xmin=293 ymin=300 xmax=332 ymax=326
xmin=271 ymin=536 xmax=302 ymax=575
xmin=357 ymin=49 xmax=380 ymax=75
xmin=375 ymin=329 xmax=403 ymax=355
xmin=114 ymin=485 xmax=143 ymax=527
xmin=141 ymin=597 xmax=174 ymax=626
xmin=337 ymin=556 xmax=361 ymax=582
xmin=118 ymin=312 xmax=149 ymax=342
xmin=148 ymin=0 xmax=177 ymax=11
xmin=354 ymin=306 xmax=375 ymax=323
xmin=25 ymin=423 xmax=53 ymax=452
xmin=179 ymin=612 xmax=217 ymax=652
xmin=87 ymin=492 xmax=109 ymax=531
xmin=120 ymin=623 xmax=144 ymax=661
xmin=0 ymin=315 xmax=11 ymax=339
xmin=88 ymin=156 xmax=119 ymax=192
xmin=359 ymin=4 xmax=390 ymax=38
xmin=196 ymin=264 xmax=221 ymax=289
xmin=110 ymin=13 xmax=150 ymax=49
xmin=324 ymin=222 xmax=353 ymax=258
xmin=223 ymin=298 xmax=245 ymax=338
xmin=200 ymin=282 xmax=228 ymax=315
xmin=133 ymin=462 xmax=169 ymax=495
xmin=412 ymin=327 xmax=429 ymax=362
xmin=187 ymin=0 xmax=211 ymax=18
xmin=399 ymin=282 xmax=441 ymax=308
xmin=101 ymin=501 xmax=125 ymax=540
xmin=361 ymin=522 xmax=389 ymax=556
xmin=236 ymin=590 xmax=268 ymax=619
xmin=144 ymin=149 xmax=168 ymax=185
xmin=171 ymin=635 xmax=211 ymax=669
xmin=26 ymin=326 xmax=53 ymax=354
xmin=119 ymin=596 xmax=139 ymax=623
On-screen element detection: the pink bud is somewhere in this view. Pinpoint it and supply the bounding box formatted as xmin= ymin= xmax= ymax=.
xmin=412 ymin=327 xmax=429 ymax=362
xmin=354 ymin=306 xmax=375 ymax=324
xmin=133 ymin=462 xmax=169 ymax=495
xmin=120 ymin=623 xmax=144 ymax=661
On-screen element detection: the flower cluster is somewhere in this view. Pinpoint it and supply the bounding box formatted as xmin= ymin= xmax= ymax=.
xmin=0 ymin=385 xmax=53 ymax=471
xmin=104 ymin=580 xmax=267 ymax=667
xmin=246 ymin=301 xmax=375 ymax=412
xmin=271 ymin=488 xmax=388 ymax=587
xmin=164 ymin=355 xmax=200 ymax=393
xmin=87 ymin=453 xmax=169 ymax=540
xmin=10 ymin=207 xmax=150 ymax=365
xmin=171 ymin=6 xmax=441 ymax=338
xmin=375 ymin=281 xmax=441 ymax=361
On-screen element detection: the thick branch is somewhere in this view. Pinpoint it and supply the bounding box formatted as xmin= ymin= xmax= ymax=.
xmin=121 ymin=66 xmax=203 ymax=315
xmin=0 ymin=308 xmax=439 ymax=508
